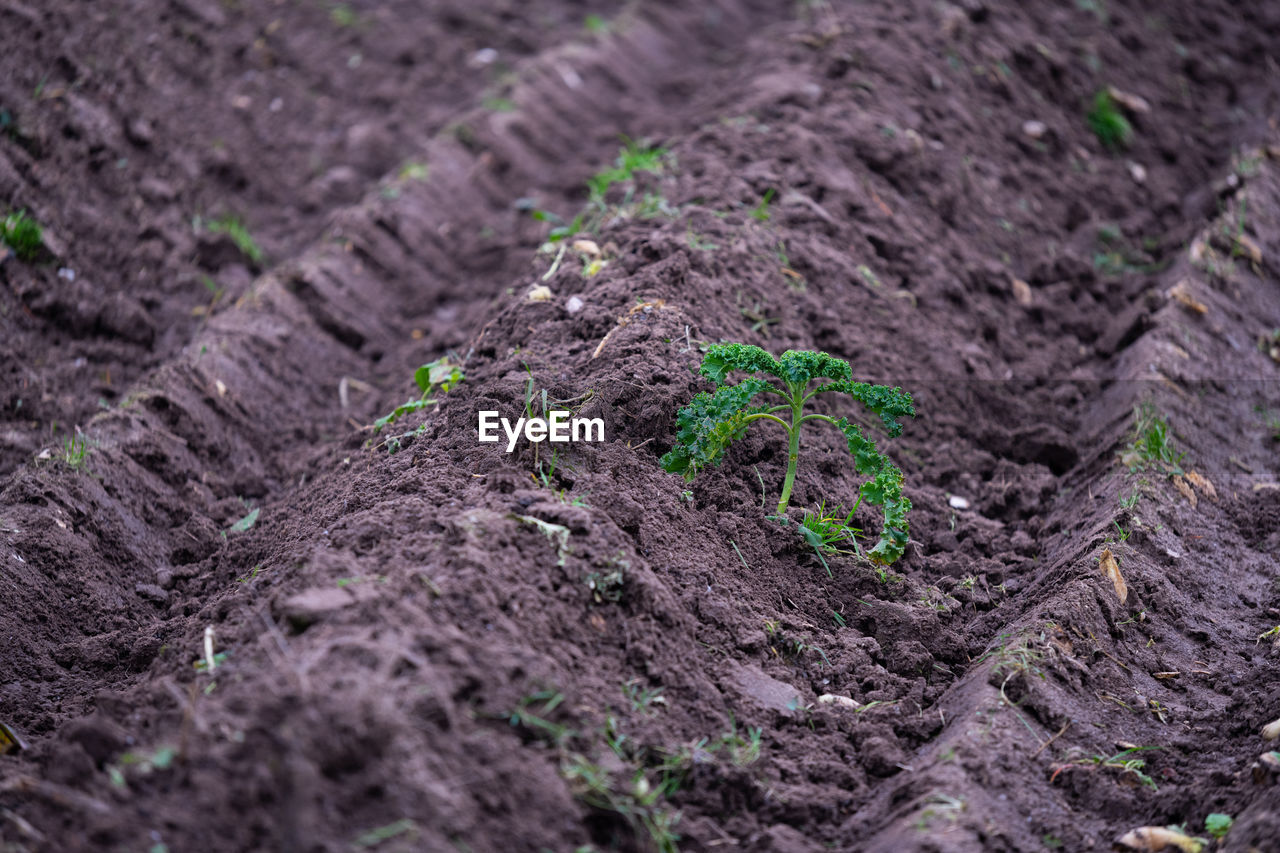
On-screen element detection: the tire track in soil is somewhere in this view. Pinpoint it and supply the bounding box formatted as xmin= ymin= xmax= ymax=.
xmin=0 ymin=2 xmax=806 ymax=849
xmin=0 ymin=0 xmax=630 ymax=477
xmin=4 ymin=0 xmax=1280 ymax=850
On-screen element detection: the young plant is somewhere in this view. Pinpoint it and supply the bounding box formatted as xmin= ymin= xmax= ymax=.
xmin=1121 ymin=402 xmax=1184 ymax=474
xmin=373 ymin=358 xmax=463 ymax=433
xmin=661 ymin=343 xmax=914 ymax=563
xmin=1 ymin=209 xmax=43 ymax=261
xmin=1087 ymin=89 xmax=1132 ymax=150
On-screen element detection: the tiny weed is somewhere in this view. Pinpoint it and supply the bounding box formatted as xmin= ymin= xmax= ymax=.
xmin=1087 ymin=89 xmax=1132 ymax=150
xmin=583 ymin=13 xmax=610 ymax=34
xmin=622 ymin=680 xmax=666 ymax=715
xmin=200 ymin=215 xmax=264 ymax=264
xmin=560 ymin=753 xmax=681 ymax=853
xmin=715 ymin=716 xmax=762 ymax=766
xmin=1204 ymin=813 xmax=1233 ymax=840
xmin=59 ymin=434 xmax=91 ymax=470
xmin=750 ymin=188 xmax=776 ymax=222
xmin=352 ymin=819 xmax=417 ymax=848
xmin=1257 ymin=625 xmax=1280 ymax=645
xmin=371 ymin=357 xmax=463 ymax=441
xmin=1 ymin=209 xmax=43 ymax=261
xmin=1121 ymin=402 xmax=1184 ymax=474
xmin=1052 ymin=746 xmax=1160 ymax=791
xmin=329 ymin=3 xmax=359 ymax=27
xmin=587 ymin=138 xmax=668 ymax=203
xmin=506 ymin=690 xmax=573 ymax=746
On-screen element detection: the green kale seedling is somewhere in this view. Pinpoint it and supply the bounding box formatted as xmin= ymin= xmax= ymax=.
xmin=661 ymin=343 xmax=914 ymax=563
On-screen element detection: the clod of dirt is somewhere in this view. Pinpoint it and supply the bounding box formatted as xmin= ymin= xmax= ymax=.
xmin=1167 ymin=280 xmax=1209 ymax=315
xmin=1106 ymin=86 xmax=1152 ymax=115
xmin=60 ymin=714 xmax=128 ymax=766
xmin=1099 ymin=547 xmax=1128 ymax=603
xmin=1173 ymin=476 xmax=1198 ymax=508
xmin=1011 ymin=276 xmax=1033 ymax=307
xmin=1186 ymin=471 xmax=1217 ymax=501
xmin=730 ymin=662 xmax=801 ymax=716
xmin=279 ymin=587 xmax=361 ymax=631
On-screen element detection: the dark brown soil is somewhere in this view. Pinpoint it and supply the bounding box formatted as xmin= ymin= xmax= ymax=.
xmin=3 ymin=1 xmax=1280 ymax=851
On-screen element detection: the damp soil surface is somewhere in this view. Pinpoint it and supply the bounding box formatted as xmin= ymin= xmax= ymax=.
xmin=3 ymin=1 xmax=1280 ymax=852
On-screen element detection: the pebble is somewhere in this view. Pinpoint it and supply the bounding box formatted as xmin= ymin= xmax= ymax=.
xmin=1022 ymin=119 xmax=1047 ymax=139
xmin=526 ymin=284 xmax=552 ymax=302
xmin=57 ymin=268 xmax=76 ymax=282
xmin=1127 ymin=162 xmax=1147 ymax=184
xmin=948 ymin=495 xmax=971 ymax=510
xmin=565 ymin=295 xmax=584 ymax=314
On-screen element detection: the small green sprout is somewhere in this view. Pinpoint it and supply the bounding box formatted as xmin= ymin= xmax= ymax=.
xmin=1204 ymin=813 xmax=1233 ymax=840
xmin=661 ymin=343 xmax=914 ymax=563
xmin=1087 ymin=89 xmax=1133 ymax=149
xmin=587 ymin=137 xmax=667 ymax=203
xmin=1121 ymin=402 xmax=1185 ymax=473
xmin=372 ymin=357 xmax=463 ymax=433
xmin=1 ymin=209 xmax=43 ymax=261
xmin=201 ymin=215 xmax=265 ymax=264
xmin=750 ymin=188 xmax=776 ymax=222
xmin=60 ymin=434 xmax=90 ymax=470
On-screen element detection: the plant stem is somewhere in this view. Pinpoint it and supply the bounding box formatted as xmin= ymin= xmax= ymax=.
xmin=776 ymin=386 xmax=804 ymax=514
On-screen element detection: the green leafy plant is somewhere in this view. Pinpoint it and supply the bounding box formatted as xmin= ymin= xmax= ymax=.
xmin=372 ymin=358 xmax=463 ymax=433
xmin=1087 ymin=89 xmax=1132 ymax=149
xmin=1 ymin=209 xmax=43 ymax=261
xmin=661 ymin=343 xmax=914 ymax=563
xmin=1204 ymin=813 xmax=1233 ymax=840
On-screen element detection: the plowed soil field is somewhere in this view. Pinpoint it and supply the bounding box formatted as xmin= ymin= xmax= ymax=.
xmin=3 ymin=1 xmax=1280 ymax=851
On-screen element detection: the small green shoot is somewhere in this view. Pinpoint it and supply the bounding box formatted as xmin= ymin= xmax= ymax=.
xmin=661 ymin=343 xmax=914 ymax=563
xmin=750 ymin=188 xmax=776 ymax=222
xmin=1052 ymin=746 xmax=1160 ymax=791
xmin=623 ymin=680 xmax=666 ymax=715
xmin=584 ymin=13 xmax=610 ymax=34
xmin=1087 ymin=89 xmax=1132 ymax=150
xmin=201 ymin=215 xmax=265 ymax=264
xmin=352 ymin=819 xmax=417 ymax=849
xmin=372 ymin=358 xmax=463 ymax=435
xmin=506 ymin=690 xmax=573 ymax=746
xmin=587 ymin=138 xmax=668 ymax=203
xmin=560 ymin=753 xmax=681 ymax=853
xmin=1 ymin=210 xmax=43 ymax=261
xmin=224 ymin=505 xmax=260 ymax=536
xmin=1204 ymin=813 xmax=1232 ymax=840
xmin=1257 ymin=625 xmax=1280 ymax=645
xmin=1121 ymin=402 xmax=1185 ymax=474
xmin=59 ymin=434 xmax=90 ymax=471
